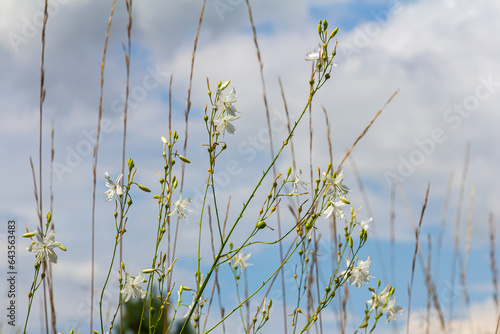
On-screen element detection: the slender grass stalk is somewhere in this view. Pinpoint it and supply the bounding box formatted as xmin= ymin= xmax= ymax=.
xmin=336 ymin=90 xmax=399 ymax=174
xmin=449 ymin=142 xmax=471 ymax=326
xmin=406 ymin=183 xmax=430 ymax=334
xmin=244 ymin=2 xmax=288 ymax=332
xmin=490 ymin=214 xmax=499 ymax=314
xmin=92 ymin=1 xmax=117 ymax=332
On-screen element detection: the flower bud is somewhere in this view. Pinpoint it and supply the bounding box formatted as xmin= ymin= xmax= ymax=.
xmin=329 ymin=27 xmax=339 ymax=39
xmin=339 ymin=196 xmax=350 ymax=204
xmin=305 ymin=219 xmax=314 ymax=231
xmin=22 ymin=232 xmax=35 ymax=238
xmin=137 ymin=184 xmax=151 ymax=192
xmin=220 ymin=80 xmax=230 ymax=90
xmin=142 ymin=268 xmax=155 ymax=274
xmin=178 ymin=155 xmax=191 ymax=163
xmin=161 ymin=136 xmax=168 ymax=144
xmin=46 ymin=212 xmax=52 ymax=223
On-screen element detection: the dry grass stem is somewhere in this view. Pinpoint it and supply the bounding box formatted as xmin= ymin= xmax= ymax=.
xmin=406 ymin=183 xmax=429 ymax=333
xmin=336 ymin=89 xmax=399 ymax=174
xmin=91 ymin=0 xmax=117 ymax=330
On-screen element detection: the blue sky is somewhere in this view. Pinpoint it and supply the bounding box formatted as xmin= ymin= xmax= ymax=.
xmin=1 ymin=0 xmax=499 ymax=333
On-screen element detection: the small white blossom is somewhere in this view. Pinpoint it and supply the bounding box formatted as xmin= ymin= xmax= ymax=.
xmin=214 ymin=108 xmax=240 ymax=135
xmin=232 ymin=251 xmax=252 ymax=271
xmin=290 ymin=169 xmax=307 ymax=197
xmin=27 ymin=230 xmax=63 ymax=265
xmin=104 ymin=172 xmax=125 ymax=201
xmin=213 ymin=87 xmax=240 ymax=135
xmin=322 ymin=200 xmax=346 ymax=220
xmin=360 ymin=217 xmax=372 ymax=232
xmin=325 ymin=171 xmax=350 ymax=198
xmin=366 ymin=285 xmax=389 ymax=312
xmin=339 ymin=256 xmax=372 ymax=288
xmin=169 ymin=194 xmax=193 ymax=219
xmin=220 ymin=87 xmax=238 ymax=116
xmin=121 ymin=271 xmax=147 ymax=302
xmin=305 ymin=42 xmax=337 ymax=71
xmin=383 ymin=297 xmax=404 ymax=323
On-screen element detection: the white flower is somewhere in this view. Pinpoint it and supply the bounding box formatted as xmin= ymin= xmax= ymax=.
xmin=169 ymin=194 xmax=193 ymax=219
xmin=290 ymin=169 xmax=307 ymax=197
xmin=104 ymin=172 xmax=125 ymax=201
xmin=214 ymin=100 xmax=240 ymax=134
xmin=305 ymin=43 xmax=337 ymax=71
xmin=339 ymin=256 xmax=371 ymax=288
xmin=182 ymin=292 xmax=197 ymax=319
xmin=366 ymin=285 xmax=389 ymax=312
xmin=121 ymin=270 xmax=147 ymax=302
xmin=360 ymin=217 xmax=372 ymax=232
xmin=325 ymin=171 xmax=350 ymax=198
xmin=383 ymin=297 xmax=404 ymax=323
xmin=27 ymin=230 xmax=63 ymax=264
xmin=213 ymin=87 xmax=240 ymax=135
xmin=232 ymin=251 xmax=252 ymax=271
xmin=322 ymin=200 xmax=346 ymax=220
xmin=221 ymin=87 xmax=237 ymax=116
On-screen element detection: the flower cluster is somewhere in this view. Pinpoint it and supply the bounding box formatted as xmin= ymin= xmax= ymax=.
xmin=213 ymin=82 xmax=240 ymax=135
xmin=322 ymin=171 xmax=350 ymax=220
xmin=339 ymin=256 xmax=372 ymax=288
xmin=366 ymin=285 xmax=404 ymax=323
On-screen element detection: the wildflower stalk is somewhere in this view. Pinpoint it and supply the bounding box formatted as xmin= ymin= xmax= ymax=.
xmin=180 ymin=31 xmax=338 ymax=331
xmin=99 ymin=170 xmax=133 ymax=333
xmin=24 ymin=264 xmax=43 ymax=334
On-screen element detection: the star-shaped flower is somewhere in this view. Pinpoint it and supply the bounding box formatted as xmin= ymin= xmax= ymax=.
xmin=168 ymin=194 xmax=193 ymax=219
xmin=366 ymin=285 xmax=389 ymax=312
xmin=325 ymin=171 xmax=350 ymax=198
xmin=121 ymin=270 xmax=147 ymax=302
xmin=290 ymin=169 xmax=307 ymax=197
xmin=360 ymin=217 xmax=372 ymax=232
xmin=322 ymin=200 xmax=346 ymax=220
xmin=339 ymin=256 xmax=372 ymax=288
xmin=220 ymin=87 xmax=237 ymax=116
xmin=232 ymin=251 xmax=252 ymax=271
xmin=27 ymin=230 xmax=63 ymax=265
xmin=305 ymin=42 xmax=337 ymax=71
xmin=104 ymin=172 xmax=125 ymax=201
xmin=214 ymin=109 xmax=240 ymax=135
xmin=383 ymin=297 xmax=404 ymax=323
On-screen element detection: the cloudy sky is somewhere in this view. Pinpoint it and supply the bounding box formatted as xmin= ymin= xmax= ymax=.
xmin=1 ymin=0 xmax=499 ymax=333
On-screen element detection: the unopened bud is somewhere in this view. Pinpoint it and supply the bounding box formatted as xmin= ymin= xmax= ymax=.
xmin=137 ymin=184 xmax=151 ymax=192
